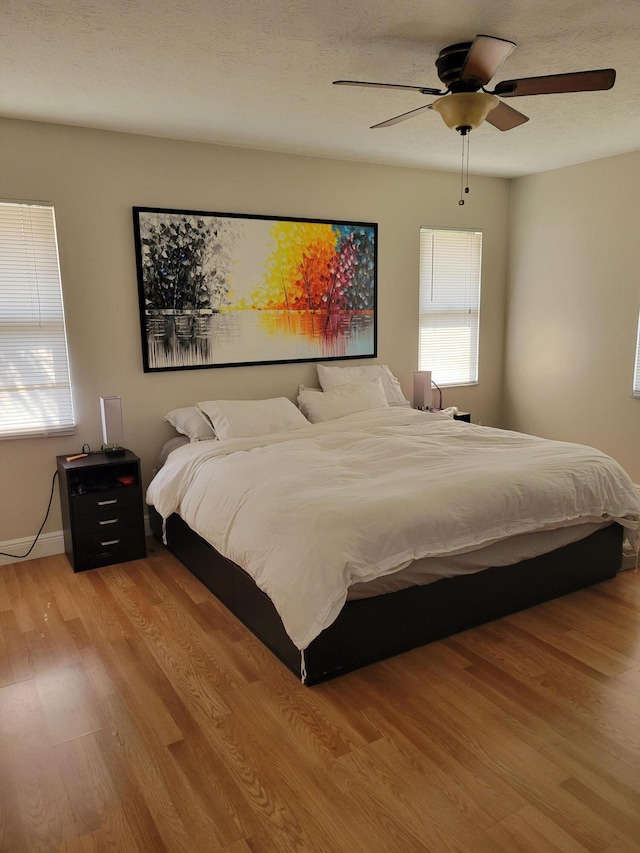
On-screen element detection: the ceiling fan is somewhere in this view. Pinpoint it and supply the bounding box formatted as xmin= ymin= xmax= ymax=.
xmin=334 ymin=34 xmax=616 ymax=135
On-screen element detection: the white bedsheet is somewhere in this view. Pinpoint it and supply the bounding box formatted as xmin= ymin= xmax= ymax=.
xmin=346 ymin=521 xmax=606 ymax=599
xmin=147 ymin=408 xmax=640 ymax=650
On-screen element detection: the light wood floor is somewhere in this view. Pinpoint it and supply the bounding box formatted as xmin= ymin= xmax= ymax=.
xmin=1 ymin=541 xmax=639 ymax=852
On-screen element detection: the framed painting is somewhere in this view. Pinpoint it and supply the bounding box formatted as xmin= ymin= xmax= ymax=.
xmin=132 ymin=206 xmax=377 ymax=372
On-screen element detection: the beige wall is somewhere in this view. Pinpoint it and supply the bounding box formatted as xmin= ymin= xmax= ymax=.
xmin=504 ymin=150 xmax=640 ymax=481
xmin=0 ymin=117 xmax=511 ymax=548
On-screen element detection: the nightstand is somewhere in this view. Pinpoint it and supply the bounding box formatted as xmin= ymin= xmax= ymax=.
xmin=454 ymin=412 xmax=471 ymax=422
xmin=57 ymin=450 xmax=146 ymax=572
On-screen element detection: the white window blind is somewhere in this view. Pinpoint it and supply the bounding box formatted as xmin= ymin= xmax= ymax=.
xmin=633 ymin=312 xmax=640 ymax=398
xmin=0 ymin=201 xmax=75 ymax=439
xmin=418 ymin=227 xmax=482 ymax=386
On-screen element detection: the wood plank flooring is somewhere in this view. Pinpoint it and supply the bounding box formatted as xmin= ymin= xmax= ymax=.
xmin=0 ymin=540 xmax=639 ymax=852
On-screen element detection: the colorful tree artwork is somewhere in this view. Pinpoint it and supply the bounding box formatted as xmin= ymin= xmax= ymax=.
xmin=134 ymin=207 xmax=376 ymax=372
xmin=252 ymin=221 xmax=375 ymax=316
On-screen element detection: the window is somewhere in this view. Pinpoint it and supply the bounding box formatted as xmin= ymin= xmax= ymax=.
xmin=418 ymin=227 xmax=482 ymax=386
xmin=634 ymin=312 xmax=640 ymax=398
xmin=0 ymin=201 xmax=75 ymax=439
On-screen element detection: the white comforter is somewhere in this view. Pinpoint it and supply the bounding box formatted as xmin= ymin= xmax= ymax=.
xmin=147 ymin=408 xmax=640 ymax=650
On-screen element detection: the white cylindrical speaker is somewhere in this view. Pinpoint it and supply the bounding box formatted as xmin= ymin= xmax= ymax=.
xmin=412 ymin=370 xmax=432 ymax=410
xmin=100 ymin=396 xmax=125 ymax=452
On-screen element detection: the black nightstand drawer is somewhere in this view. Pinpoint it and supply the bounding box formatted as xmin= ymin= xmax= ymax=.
xmin=71 ymin=485 xmax=142 ymax=516
xmin=74 ymin=509 xmax=143 ymax=546
xmin=73 ymin=536 xmax=146 ymax=571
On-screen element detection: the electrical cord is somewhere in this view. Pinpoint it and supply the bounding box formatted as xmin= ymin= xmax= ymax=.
xmin=0 ymin=469 xmax=58 ymax=560
xmin=432 ymin=378 xmax=443 ymax=410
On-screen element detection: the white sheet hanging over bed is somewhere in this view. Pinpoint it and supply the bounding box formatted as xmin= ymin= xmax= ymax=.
xmin=147 ymin=408 xmax=640 ymax=650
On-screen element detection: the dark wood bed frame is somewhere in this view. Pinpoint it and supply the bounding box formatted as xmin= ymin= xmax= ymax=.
xmin=150 ymin=508 xmax=622 ymax=685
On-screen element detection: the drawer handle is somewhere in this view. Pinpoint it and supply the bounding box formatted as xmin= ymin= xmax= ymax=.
xmin=99 ymin=518 xmax=119 ymax=525
xmin=97 ymin=499 xmax=118 ymax=506
xmin=100 ymin=539 xmax=120 ymax=546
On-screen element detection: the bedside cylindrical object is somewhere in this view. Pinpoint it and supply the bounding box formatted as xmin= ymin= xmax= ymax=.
xmin=412 ymin=370 xmax=432 ymax=409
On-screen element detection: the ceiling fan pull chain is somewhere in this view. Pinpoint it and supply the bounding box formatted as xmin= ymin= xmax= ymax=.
xmin=465 ymin=133 xmax=471 ymax=196
xmin=459 ymin=133 xmax=465 ymax=205
xmin=459 ymin=132 xmax=471 ymax=205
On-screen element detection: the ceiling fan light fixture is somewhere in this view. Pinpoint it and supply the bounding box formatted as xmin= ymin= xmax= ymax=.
xmin=432 ymin=92 xmax=499 ymax=133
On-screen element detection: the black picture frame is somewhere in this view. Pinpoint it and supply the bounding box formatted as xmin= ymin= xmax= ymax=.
xmin=132 ymin=206 xmax=378 ymax=372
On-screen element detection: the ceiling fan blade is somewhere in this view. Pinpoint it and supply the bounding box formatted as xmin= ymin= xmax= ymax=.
xmin=485 ymin=101 xmax=529 ymax=131
xmin=371 ymin=103 xmax=433 ymax=128
xmin=460 ymin=34 xmax=516 ymax=86
xmin=333 ymin=80 xmax=443 ymax=96
xmin=494 ymin=68 xmax=616 ymax=97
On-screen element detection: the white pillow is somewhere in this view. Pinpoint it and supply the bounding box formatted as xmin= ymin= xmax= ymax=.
xmin=196 ymin=397 xmax=308 ymax=440
xmin=164 ymin=406 xmax=216 ymax=441
xmin=298 ymin=379 xmax=389 ymax=423
xmin=317 ymin=364 xmax=410 ymax=407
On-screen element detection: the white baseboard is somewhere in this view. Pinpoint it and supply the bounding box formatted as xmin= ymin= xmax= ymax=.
xmin=0 ymin=530 xmax=65 ymax=566
xmin=0 ymin=515 xmax=152 ymax=567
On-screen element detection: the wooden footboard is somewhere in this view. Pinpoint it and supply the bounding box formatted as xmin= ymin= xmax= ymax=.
xmin=150 ymin=508 xmax=622 ymax=685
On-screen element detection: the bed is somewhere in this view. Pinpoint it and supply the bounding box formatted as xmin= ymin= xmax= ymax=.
xmin=148 ymin=373 xmax=640 ymax=685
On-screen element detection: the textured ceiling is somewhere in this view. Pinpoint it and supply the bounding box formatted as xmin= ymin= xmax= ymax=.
xmin=2 ymin=0 xmax=640 ymax=178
